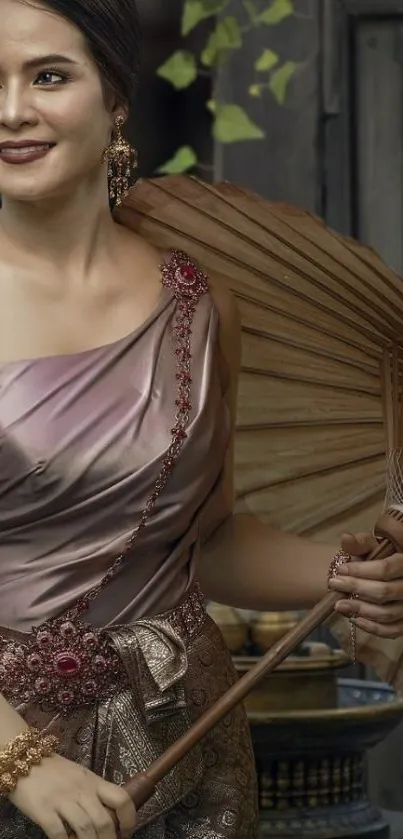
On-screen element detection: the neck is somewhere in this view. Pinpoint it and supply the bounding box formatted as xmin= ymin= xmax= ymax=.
xmin=0 ymin=177 xmax=117 ymax=283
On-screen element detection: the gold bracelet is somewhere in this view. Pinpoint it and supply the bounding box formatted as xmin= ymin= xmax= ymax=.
xmin=0 ymin=727 xmax=59 ymax=796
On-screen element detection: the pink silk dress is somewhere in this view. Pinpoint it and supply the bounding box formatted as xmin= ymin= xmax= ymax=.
xmin=0 ymin=250 xmax=258 ymax=837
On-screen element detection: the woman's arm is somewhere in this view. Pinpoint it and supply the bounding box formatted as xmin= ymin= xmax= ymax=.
xmin=199 ymin=281 xmax=338 ymax=611
xmin=0 ymin=693 xmax=30 ymax=742
xmin=200 ymin=513 xmax=336 ymax=611
xmin=0 ymin=693 xmax=136 ymax=838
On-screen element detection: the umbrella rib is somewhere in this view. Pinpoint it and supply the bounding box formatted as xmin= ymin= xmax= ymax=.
xmin=237 ymin=420 xmax=383 ymax=431
xmin=236 ymin=452 xmax=386 ymax=498
xmin=340 ymin=236 xmax=403 ymax=295
xmin=298 ymin=488 xmax=385 ymax=538
xmin=236 ymin=293 xmax=379 ymax=361
xmin=289 ymin=219 xmax=403 ymax=302
xmin=242 ymin=325 xmax=378 ymax=375
xmin=241 ymin=366 xmax=379 ymax=395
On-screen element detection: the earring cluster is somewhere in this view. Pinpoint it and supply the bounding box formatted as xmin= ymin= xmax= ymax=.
xmin=103 ymin=115 xmax=138 ymax=206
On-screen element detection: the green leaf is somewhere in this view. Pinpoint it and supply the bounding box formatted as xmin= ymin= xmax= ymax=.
xmin=269 ymin=60 xmax=297 ymax=103
xmin=157 ymin=146 xmax=198 ymax=174
xmin=213 ymin=104 xmax=265 ymax=143
xmin=181 ymin=0 xmax=228 ymax=36
xmin=242 ymin=0 xmax=259 ymax=22
xmin=201 ymin=16 xmax=242 ymax=66
xmin=157 ymin=51 xmax=197 ymax=90
xmin=259 ymin=0 xmax=293 ymax=25
xmin=249 ymin=84 xmax=263 ymax=97
xmin=255 ymin=48 xmax=279 ymax=72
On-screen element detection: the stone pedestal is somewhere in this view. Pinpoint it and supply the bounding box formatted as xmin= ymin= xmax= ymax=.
xmin=242 ymin=663 xmax=403 ymax=838
xmin=258 ymin=811 xmax=403 ymax=839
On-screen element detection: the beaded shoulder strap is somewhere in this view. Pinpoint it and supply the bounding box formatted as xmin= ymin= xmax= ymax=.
xmin=67 ymin=250 xmax=209 ymax=621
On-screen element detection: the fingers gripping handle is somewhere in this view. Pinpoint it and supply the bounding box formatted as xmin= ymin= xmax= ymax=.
xmin=65 ymin=778 xmax=155 ymax=838
xmin=374 ymin=512 xmax=403 ymax=553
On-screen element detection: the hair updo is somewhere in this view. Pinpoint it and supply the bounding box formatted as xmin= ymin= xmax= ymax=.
xmin=24 ymin=0 xmax=142 ymax=112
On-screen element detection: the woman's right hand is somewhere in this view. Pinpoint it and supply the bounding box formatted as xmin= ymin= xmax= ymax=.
xmin=9 ymin=752 xmax=137 ymax=839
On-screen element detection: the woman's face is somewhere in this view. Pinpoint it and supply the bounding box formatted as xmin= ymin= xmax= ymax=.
xmin=0 ymin=0 xmax=118 ymax=203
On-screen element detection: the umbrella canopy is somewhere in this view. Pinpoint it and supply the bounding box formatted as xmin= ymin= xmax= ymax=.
xmin=115 ymin=176 xmax=403 ymax=543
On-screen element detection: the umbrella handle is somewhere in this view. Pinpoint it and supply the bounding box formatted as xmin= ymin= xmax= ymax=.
xmin=67 ymin=507 xmax=403 ymax=835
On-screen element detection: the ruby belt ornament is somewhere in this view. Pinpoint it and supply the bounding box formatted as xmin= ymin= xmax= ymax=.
xmin=0 ymin=618 xmax=128 ymax=714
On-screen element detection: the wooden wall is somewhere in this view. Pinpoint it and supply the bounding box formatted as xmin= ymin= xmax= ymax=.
xmin=354 ymin=19 xmax=403 ymax=274
xmin=215 ymin=0 xmax=322 ymax=212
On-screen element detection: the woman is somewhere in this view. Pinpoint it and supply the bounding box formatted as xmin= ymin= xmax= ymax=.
xmin=1 ymin=1 xmax=403 ymax=838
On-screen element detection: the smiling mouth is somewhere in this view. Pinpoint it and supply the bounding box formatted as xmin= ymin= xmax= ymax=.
xmin=0 ymin=144 xmax=55 ymax=157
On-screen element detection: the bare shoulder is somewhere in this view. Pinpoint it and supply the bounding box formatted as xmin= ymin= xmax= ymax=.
xmin=115 ymin=223 xmax=164 ymax=279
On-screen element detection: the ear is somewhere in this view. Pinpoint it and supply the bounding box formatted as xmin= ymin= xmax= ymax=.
xmin=112 ymin=105 xmax=129 ymax=125
xmin=103 ymin=82 xmax=129 ymax=124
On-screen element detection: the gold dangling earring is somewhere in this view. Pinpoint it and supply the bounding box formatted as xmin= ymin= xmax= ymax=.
xmin=103 ymin=115 xmax=138 ymax=207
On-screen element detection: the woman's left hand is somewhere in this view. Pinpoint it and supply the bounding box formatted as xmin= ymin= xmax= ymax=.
xmin=328 ymin=532 xmax=403 ymax=639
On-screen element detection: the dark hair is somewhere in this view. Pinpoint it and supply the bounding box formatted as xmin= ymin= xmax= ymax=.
xmin=24 ymin=0 xmax=142 ymax=112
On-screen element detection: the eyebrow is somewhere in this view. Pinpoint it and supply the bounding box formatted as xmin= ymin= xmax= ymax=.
xmin=23 ymin=54 xmax=79 ymax=70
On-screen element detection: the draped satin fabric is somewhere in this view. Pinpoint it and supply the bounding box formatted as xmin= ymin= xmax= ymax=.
xmin=0 ymin=277 xmax=230 ymax=631
xmin=0 ymin=252 xmax=259 ymax=837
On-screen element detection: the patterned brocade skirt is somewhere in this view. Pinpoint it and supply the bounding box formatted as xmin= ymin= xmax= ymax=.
xmin=0 ymin=592 xmax=259 ymax=838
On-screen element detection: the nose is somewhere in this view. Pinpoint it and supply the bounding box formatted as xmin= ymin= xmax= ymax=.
xmin=0 ymin=80 xmax=38 ymax=130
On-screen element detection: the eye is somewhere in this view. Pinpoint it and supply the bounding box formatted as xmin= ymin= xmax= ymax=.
xmin=35 ymin=70 xmax=70 ymax=86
